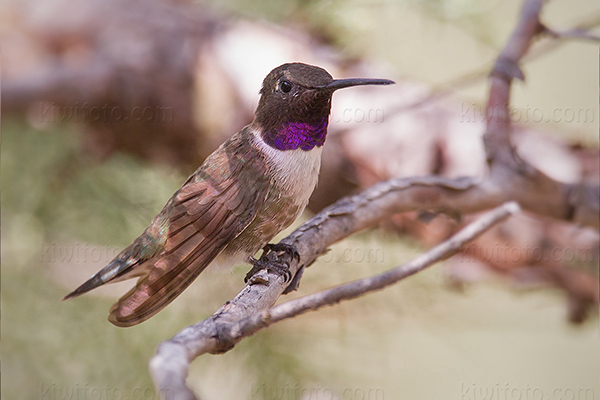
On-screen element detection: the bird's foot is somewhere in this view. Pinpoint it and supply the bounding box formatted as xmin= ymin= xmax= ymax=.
xmin=245 ymin=243 xmax=302 ymax=293
xmin=262 ymin=243 xmax=300 ymax=263
xmin=245 ymin=256 xmax=292 ymax=284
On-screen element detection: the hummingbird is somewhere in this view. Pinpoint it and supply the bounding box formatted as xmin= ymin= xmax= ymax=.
xmin=64 ymin=62 xmax=394 ymax=327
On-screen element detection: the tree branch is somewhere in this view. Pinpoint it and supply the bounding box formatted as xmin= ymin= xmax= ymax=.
xmin=484 ymin=0 xmax=543 ymax=161
xmin=482 ymin=0 xmax=598 ymax=226
xmin=235 ymin=202 xmax=520 ymax=333
xmin=150 ymin=200 xmax=520 ymax=400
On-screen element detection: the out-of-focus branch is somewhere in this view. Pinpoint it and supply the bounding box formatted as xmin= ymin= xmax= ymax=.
xmin=542 ymin=25 xmax=600 ymax=42
xmin=483 ymin=0 xmax=598 ymax=226
xmin=484 ymin=0 xmax=543 ymax=158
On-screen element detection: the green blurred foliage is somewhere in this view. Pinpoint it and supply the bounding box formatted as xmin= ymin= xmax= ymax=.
xmin=2 ymin=121 xmax=183 ymax=247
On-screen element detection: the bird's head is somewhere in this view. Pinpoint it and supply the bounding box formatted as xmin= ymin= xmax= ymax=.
xmin=254 ymin=63 xmax=394 ymax=151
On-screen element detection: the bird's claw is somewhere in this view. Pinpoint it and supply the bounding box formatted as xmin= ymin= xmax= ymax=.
xmin=244 ymin=243 xmax=301 ymax=291
xmin=245 ymin=256 xmax=292 ymax=284
xmin=262 ymin=243 xmax=300 ymax=263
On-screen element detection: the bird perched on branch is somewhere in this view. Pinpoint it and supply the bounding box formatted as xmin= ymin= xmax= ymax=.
xmin=64 ymin=62 xmax=394 ymax=327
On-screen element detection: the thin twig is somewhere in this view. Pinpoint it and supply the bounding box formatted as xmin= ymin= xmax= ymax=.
xmin=543 ymin=25 xmax=600 ymax=42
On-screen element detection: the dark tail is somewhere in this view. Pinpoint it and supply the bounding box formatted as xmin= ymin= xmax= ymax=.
xmin=62 ymin=259 xmax=134 ymax=300
xmin=63 ymin=274 xmax=106 ymax=300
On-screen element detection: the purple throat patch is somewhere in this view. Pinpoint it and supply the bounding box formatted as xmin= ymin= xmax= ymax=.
xmin=264 ymin=118 xmax=328 ymax=151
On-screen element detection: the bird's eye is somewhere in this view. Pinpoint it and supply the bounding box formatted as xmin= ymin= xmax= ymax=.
xmin=278 ymin=80 xmax=293 ymax=93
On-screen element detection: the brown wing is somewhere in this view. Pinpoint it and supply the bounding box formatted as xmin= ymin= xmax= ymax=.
xmin=109 ymin=131 xmax=269 ymax=327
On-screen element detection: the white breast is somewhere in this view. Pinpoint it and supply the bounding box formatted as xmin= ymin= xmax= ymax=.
xmin=252 ymin=128 xmax=322 ymax=208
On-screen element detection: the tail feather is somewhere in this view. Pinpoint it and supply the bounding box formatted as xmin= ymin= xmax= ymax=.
xmin=63 ymin=273 xmax=107 ymax=300
xmin=63 ymin=223 xmax=166 ymax=301
xmin=62 ymin=258 xmax=138 ymax=300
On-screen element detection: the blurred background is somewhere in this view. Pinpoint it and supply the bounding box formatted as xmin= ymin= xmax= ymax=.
xmin=1 ymin=0 xmax=599 ymax=399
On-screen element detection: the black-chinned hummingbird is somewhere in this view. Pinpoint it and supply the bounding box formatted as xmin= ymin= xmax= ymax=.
xmin=64 ymin=63 xmax=394 ymax=327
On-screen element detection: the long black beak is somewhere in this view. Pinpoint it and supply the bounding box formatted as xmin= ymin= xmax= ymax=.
xmin=320 ymin=78 xmax=395 ymax=91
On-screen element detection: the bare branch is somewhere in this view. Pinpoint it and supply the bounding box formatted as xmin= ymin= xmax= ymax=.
xmin=484 ymin=0 xmax=543 ymax=162
xmin=150 ymin=198 xmax=520 ymax=400
xmin=236 ymin=202 xmax=520 ymax=333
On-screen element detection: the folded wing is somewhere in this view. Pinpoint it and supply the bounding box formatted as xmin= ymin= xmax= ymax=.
xmin=109 ymin=135 xmax=269 ymax=326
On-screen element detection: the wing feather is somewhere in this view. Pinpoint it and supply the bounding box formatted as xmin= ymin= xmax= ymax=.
xmin=108 ymin=132 xmax=269 ymax=327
